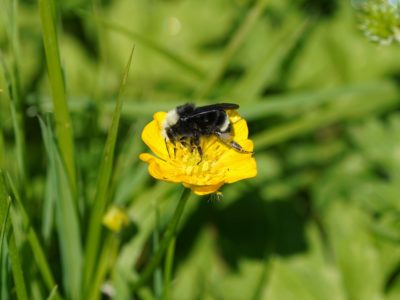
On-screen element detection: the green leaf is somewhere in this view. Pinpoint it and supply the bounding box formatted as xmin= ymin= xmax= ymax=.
xmin=0 ymin=130 xmax=4 ymax=169
xmin=0 ymin=189 xmax=10 ymax=288
xmin=325 ymin=203 xmax=384 ymax=300
xmin=5 ymin=174 xmax=62 ymax=300
xmin=0 ymin=54 xmax=26 ymax=186
xmin=83 ymin=46 xmax=135 ymax=295
xmin=39 ymin=118 xmax=82 ymax=299
xmin=39 ymin=0 xmax=76 ymax=191
xmin=131 ymin=188 xmax=191 ymax=293
xmin=8 ymin=236 xmax=28 ymax=300
xmin=46 ymin=286 xmax=59 ymax=300
xmin=0 ymin=171 xmax=28 ymax=300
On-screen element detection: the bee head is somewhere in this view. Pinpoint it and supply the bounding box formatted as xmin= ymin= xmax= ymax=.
xmin=176 ymin=103 xmax=195 ymax=120
xmin=162 ymin=104 xmax=193 ymax=141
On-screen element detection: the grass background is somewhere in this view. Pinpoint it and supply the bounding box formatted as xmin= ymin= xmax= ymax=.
xmin=1 ymin=0 xmax=400 ymax=299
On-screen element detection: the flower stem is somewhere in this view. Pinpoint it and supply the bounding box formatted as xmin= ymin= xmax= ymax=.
xmin=162 ymin=236 xmax=176 ymax=300
xmin=131 ymin=188 xmax=190 ymax=294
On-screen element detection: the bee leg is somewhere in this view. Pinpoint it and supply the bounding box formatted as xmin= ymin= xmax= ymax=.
xmin=168 ymin=139 xmax=177 ymax=159
xmin=194 ymin=135 xmax=203 ymax=164
xmin=165 ymin=139 xmax=171 ymax=158
xmin=179 ymin=137 xmax=189 ymax=149
xmin=189 ymin=138 xmax=199 ymax=154
xmin=229 ymin=141 xmax=253 ymax=154
xmin=215 ymin=132 xmax=254 ymax=154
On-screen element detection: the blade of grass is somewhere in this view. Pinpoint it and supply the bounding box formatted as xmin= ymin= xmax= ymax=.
xmin=251 ymin=258 xmax=272 ymax=300
xmin=0 ymin=169 xmax=10 ymax=300
xmin=1 ymin=240 xmax=9 ymax=300
xmin=253 ymin=86 xmax=399 ymax=150
xmin=115 ymin=182 xmax=176 ymax=282
xmin=42 ymin=163 xmax=56 ymax=242
xmin=112 ymin=267 xmax=131 ymax=300
xmin=113 ymin=186 xmax=199 ymax=297
xmin=0 ymin=130 xmax=4 ymax=169
xmin=0 ymin=192 xmax=11 ymax=273
xmin=9 ymin=100 xmax=26 ymax=185
xmin=88 ymin=235 xmax=118 ymax=300
xmin=239 ymin=80 xmax=397 ymax=120
xmin=5 ymin=173 xmax=62 ymax=300
xmin=0 ymin=171 xmax=8 ymax=228
xmin=0 ymin=54 xmax=26 ymax=186
xmin=110 ymin=120 xmax=147 ymax=202
xmin=131 ymin=188 xmax=191 ymax=294
xmin=39 ymin=0 xmax=76 ymax=192
xmin=79 ymin=10 xmax=205 ymax=79
xmin=83 ymin=46 xmax=135 ymax=293
xmin=0 ymin=172 xmax=28 ymax=300
xmin=153 ymin=206 xmax=163 ymax=300
xmin=8 ymin=235 xmax=28 ymax=300
xmin=194 ymin=0 xmax=268 ymax=99
xmin=39 ymin=117 xmax=81 ymax=300
xmin=0 ymin=1 xmax=27 ymax=186
xmin=46 ymin=286 xmax=59 ymax=300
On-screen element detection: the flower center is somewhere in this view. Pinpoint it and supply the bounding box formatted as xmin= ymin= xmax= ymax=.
xmin=166 ymin=137 xmax=228 ymax=183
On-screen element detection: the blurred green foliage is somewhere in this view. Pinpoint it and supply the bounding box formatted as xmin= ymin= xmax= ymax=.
xmin=1 ymin=0 xmax=400 ymax=299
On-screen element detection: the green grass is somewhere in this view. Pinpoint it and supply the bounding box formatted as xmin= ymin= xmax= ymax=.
xmin=40 ymin=118 xmax=80 ymax=299
xmin=1 ymin=0 xmax=400 ymax=299
xmin=84 ymin=45 xmax=135 ymax=297
xmin=39 ymin=0 xmax=76 ymax=192
xmin=0 ymin=171 xmax=28 ymax=300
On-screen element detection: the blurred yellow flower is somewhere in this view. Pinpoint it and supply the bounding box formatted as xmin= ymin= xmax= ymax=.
xmin=102 ymin=207 xmax=129 ymax=232
xmin=139 ymin=110 xmax=257 ymax=195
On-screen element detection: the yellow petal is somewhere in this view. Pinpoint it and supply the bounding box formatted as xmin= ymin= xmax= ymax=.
xmin=232 ymin=119 xmax=249 ymax=142
xmin=153 ymin=112 xmax=167 ymax=126
xmin=183 ymin=182 xmax=224 ymax=195
xmin=216 ymin=140 xmax=254 ymax=164
xmin=227 ymin=110 xmax=242 ymax=123
xmin=224 ymin=156 xmax=257 ymax=183
xmin=141 ymin=119 xmax=169 ymax=160
xmin=140 ymin=153 xmax=181 ymax=183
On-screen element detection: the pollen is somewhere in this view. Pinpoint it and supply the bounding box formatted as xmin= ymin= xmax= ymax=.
xmin=139 ymin=111 xmax=257 ymax=195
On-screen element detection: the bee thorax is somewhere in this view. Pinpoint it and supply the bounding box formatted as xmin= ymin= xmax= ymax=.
xmin=165 ymin=109 xmax=179 ymax=127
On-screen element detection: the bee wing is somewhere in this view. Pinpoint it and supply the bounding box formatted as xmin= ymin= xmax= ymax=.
xmin=187 ymin=110 xmax=223 ymax=129
xmin=194 ymin=103 xmax=239 ymax=113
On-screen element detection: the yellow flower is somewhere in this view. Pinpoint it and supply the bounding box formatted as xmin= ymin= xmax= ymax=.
xmin=102 ymin=206 xmax=129 ymax=232
xmin=139 ymin=110 xmax=257 ymax=195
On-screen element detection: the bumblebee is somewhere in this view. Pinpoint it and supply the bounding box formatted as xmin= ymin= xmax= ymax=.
xmin=162 ymin=103 xmax=252 ymax=157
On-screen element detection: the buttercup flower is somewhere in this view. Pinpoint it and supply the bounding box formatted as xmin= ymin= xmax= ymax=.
xmin=139 ymin=109 xmax=257 ymax=195
xmin=102 ymin=206 xmax=129 ymax=232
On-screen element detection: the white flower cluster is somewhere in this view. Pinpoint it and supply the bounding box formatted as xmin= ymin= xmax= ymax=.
xmin=354 ymin=0 xmax=400 ymax=45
